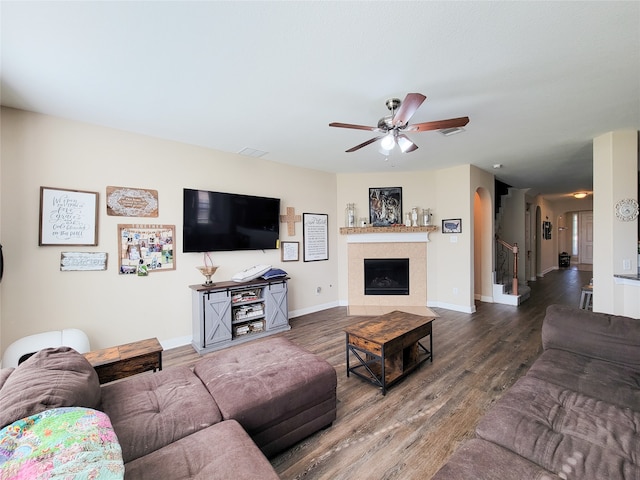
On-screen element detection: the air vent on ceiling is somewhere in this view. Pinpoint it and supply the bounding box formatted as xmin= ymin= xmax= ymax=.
xmin=238 ymin=147 xmax=268 ymax=158
xmin=440 ymin=127 xmax=465 ymax=137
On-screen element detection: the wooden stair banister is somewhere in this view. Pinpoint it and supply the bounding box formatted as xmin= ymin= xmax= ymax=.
xmin=496 ymin=237 xmax=518 ymax=296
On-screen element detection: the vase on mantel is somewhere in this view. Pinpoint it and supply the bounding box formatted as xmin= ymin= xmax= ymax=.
xmin=422 ymin=209 xmax=431 ymax=226
xmin=345 ymin=203 xmax=356 ymax=227
xmin=411 ymin=207 xmax=419 ymax=227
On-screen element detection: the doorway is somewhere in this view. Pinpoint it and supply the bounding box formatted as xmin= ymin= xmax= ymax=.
xmin=578 ymin=211 xmax=594 ymax=264
xmin=473 ymin=187 xmax=493 ymax=303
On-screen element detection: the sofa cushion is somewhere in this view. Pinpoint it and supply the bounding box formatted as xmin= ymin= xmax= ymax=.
xmin=124 ymin=420 xmax=279 ymax=480
xmin=100 ymin=365 xmax=222 ymax=463
xmin=476 ymin=375 xmax=640 ymax=480
xmin=0 ymin=347 xmax=100 ymax=429
xmin=193 ymin=337 xmax=337 ymax=455
xmin=542 ymin=304 xmax=640 ymax=369
xmin=528 ymin=348 xmax=640 ymax=410
xmin=431 ymin=438 xmax=564 ymax=480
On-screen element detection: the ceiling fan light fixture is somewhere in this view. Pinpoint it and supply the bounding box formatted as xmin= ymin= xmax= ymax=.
xmin=380 ymin=133 xmax=395 ymax=151
xmin=329 ymin=93 xmax=470 ymax=153
xmin=397 ymin=135 xmax=413 ymax=153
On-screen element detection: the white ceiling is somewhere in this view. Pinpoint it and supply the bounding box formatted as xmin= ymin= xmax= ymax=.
xmin=2 ymin=1 xmax=639 ymax=197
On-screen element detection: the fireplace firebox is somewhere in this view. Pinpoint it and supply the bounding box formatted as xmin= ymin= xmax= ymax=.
xmin=364 ymin=258 xmax=409 ymax=295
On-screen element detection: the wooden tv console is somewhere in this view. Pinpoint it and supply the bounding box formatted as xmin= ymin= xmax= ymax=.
xmin=190 ymin=277 xmax=289 ymax=354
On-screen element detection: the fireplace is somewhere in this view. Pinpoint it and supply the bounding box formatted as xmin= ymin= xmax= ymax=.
xmin=364 ymin=258 xmax=409 ymax=295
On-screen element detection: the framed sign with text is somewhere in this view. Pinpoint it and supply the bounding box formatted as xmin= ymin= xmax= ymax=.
xmin=303 ymin=213 xmax=328 ymax=262
xmin=281 ymin=241 xmax=299 ymax=262
xmin=106 ymin=186 xmax=159 ymax=217
xmin=39 ymin=187 xmax=99 ymax=246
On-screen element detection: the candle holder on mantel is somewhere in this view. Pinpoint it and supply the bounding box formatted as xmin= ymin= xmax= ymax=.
xmin=197 ymin=265 xmax=219 ymax=286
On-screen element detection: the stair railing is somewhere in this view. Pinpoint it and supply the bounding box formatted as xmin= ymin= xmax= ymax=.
xmin=496 ymin=237 xmax=518 ymax=296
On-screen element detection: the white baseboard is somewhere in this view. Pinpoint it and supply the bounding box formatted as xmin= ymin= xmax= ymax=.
xmin=475 ymin=294 xmax=494 ymax=302
xmin=427 ymin=300 xmax=476 ymax=314
xmin=159 ymin=335 xmax=192 ymax=350
xmin=289 ymin=301 xmax=340 ymax=319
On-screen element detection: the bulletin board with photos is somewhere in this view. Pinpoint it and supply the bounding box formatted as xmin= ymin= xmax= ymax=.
xmin=118 ymin=224 xmax=175 ymax=274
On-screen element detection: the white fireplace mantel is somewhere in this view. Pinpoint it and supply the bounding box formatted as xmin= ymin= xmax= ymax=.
xmin=340 ymin=225 xmax=437 ymax=243
xmin=347 ymin=232 xmax=431 ymax=243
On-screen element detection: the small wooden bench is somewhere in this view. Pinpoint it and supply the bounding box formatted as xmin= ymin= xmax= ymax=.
xmin=84 ymin=337 xmax=163 ymax=384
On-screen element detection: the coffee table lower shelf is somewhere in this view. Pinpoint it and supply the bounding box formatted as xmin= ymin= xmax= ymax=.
xmin=346 ymin=340 xmax=432 ymax=395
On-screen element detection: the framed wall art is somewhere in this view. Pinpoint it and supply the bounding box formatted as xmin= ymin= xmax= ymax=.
xmin=118 ymin=224 xmax=175 ymax=274
xmin=369 ymin=187 xmax=402 ymax=226
xmin=39 ymin=187 xmax=98 ymax=246
xmin=281 ymin=241 xmax=300 ymax=262
xmin=303 ymin=213 xmax=328 ymax=262
xmin=442 ymin=218 xmax=462 ymax=234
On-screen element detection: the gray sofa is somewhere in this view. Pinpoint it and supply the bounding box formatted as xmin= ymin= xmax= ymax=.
xmin=0 ymin=336 xmax=337 ymax=479
xmin=433 ymin=304 xmax=640 ymax=479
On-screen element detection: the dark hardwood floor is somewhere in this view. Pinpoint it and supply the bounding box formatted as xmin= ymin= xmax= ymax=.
xmin=163 ymin=266 xmax=592 ymax=479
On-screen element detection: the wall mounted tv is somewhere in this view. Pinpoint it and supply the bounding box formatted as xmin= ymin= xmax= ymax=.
xmin=183 ymin=188 xmax=281 ymax=253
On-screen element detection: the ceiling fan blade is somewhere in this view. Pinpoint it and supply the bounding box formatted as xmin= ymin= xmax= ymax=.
xmin=406 ymin=116 xmax=470 ymax=132
xmin=392 ymin=93 xmax=426 ymax=127
xmin=396 ymin=134 xmax=418 ymax=153
xmin=329 ymin=122 xmax=378 ymax=131
xmin=345 ymin=136 xmax=384 ymax=152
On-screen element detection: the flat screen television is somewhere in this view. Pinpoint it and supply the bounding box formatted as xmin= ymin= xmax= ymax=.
xmin=183 ymin=188 xmax=280 ymax=252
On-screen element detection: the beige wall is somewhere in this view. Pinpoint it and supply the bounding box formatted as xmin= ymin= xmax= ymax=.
xmin=336 ymin=170 xmax=440 ymax=304
xmin=593 ymin=130 xmax=639 ymax=316
xmin=3 ymin=109 xmax=637 ymax=355
xmin=336 ymin=164 xmax=480 ymax=314
xmin=0 ymin=107 xmax=338 ymax=351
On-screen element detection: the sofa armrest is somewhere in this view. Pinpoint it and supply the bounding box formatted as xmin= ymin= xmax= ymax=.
xmin=542 ymin=304 xmax=640 ymax=369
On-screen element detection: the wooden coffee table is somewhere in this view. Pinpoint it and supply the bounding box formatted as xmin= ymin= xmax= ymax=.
xmin=345 ymin=310 xmax=434 ymax=395
xmin=84 ymin=337 xmax=163 ymax=384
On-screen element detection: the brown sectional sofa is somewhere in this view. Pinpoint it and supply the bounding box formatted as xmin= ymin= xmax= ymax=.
xmin=433 ymin=304 xmax=640 ymax=479
xmin=0 ymin=336 xmax=337 ymax=479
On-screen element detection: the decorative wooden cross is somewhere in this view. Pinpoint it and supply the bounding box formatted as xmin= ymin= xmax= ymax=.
xmin=280 ymin=207 xmax=301 ymax=236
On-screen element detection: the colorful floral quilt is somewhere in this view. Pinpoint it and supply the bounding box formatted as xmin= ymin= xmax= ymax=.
xmin=0 ymin=407 xmax=124 ymax=479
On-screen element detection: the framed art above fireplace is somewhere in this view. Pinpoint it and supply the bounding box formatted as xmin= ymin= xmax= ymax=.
xmin=369 ymin=187 xmax=402 ymax=226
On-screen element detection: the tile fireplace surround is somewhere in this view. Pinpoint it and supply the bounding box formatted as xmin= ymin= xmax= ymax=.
xmin=342 ymin=227 xmax=435 ymax=316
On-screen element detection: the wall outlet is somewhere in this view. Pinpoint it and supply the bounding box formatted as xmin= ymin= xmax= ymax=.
xmin=453 ymin=287 xmax=459 ymax=295
xmin=623 ymin=259 xmax=631 ymax=270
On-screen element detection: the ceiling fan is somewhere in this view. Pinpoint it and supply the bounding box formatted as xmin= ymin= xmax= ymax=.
xmin=329 ymin=93 xmax=469 ymax=153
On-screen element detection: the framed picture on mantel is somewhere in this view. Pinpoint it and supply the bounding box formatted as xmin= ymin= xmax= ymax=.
xmin=369 ymin=187 xmax=402 ymax=226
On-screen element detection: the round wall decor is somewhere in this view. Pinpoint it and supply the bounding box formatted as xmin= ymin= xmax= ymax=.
xmin=614 ymin=198 xmax=639 ymax=221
